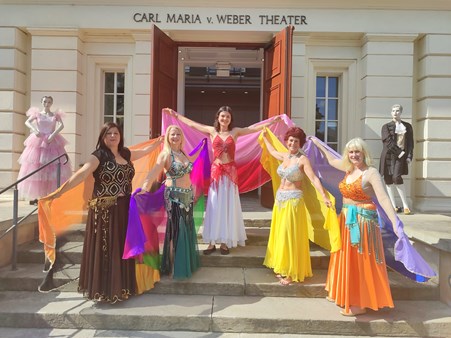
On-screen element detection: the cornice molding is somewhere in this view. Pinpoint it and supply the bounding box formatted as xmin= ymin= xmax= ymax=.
xmin=26 ymin=28 xmax=80 ymax=36
xmin=2 ymin=0 xmax=451 ymax=11
xmin=362 ymin=33 xmax=419 ymax=44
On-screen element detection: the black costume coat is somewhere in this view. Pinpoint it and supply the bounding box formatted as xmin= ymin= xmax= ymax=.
xmin=379 ymin=120 xmax=414 ymax=176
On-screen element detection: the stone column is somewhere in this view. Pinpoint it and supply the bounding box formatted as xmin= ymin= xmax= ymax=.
xmin=132 ymin=33 xmax=152 ymax=144
xmin=27 ymin=28 xmax=85 ymax=170
xmin=0 ymin=27 xmax=29 ymax=194
xmin=291 ymin=34 xmax=308 ymax=128
xmin=415 ymin=34 xmax=451 ymax=212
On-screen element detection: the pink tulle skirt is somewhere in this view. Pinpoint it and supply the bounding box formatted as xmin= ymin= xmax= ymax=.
xmin=17 ymin=133 xmax=72 ymax=200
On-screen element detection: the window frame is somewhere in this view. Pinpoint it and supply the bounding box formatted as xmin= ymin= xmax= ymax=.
xmin=307 ymin=59 xmax=357 ymax=152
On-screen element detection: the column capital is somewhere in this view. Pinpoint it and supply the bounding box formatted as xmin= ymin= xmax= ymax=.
xmin=362 ymin=33 xmax=418 ymax=44
xmin=26 ymin=28 xmax=81 ymax=37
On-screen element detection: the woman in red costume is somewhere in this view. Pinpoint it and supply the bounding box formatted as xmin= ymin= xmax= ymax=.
xmin=310 ymin=137 xmax=399 ymax=316
xmin=164 ymin=107 xmax=280 ymax=255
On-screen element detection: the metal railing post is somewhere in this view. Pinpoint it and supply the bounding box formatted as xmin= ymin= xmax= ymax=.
xmin=0 ymin=153 xmax=69 ymax=270
xmin=12 ymin=186 xmax=19 ymax=271
xmin=57 ymin=158 xmax=61 ymax=188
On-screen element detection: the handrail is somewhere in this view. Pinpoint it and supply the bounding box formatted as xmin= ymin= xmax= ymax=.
xmin=0 ymin=153 xmax=69 ymax=270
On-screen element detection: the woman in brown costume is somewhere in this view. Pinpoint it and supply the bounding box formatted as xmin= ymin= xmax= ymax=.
xmin=48 ymin=122 xmax=162 ymax=303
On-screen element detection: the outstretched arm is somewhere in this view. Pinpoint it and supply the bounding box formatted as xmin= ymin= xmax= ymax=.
xmin=366 ymin=168 xmax=398 ymax=236
xmin=141 ymin=152 xmax=168 ymax=192
xmin=302 ymin=156 xmax=332 ymax=207
xmin=309 ymin=137 xmax=344 ymax=172
xmin=164 ymin=108 xmax=214 ymax=135
xmin=130 ymin=136 xmax=164 ymax=162
xmin=261 ymin=131 xmax=285 ymax=161
xmin=186 ymin=138 xmax=207 ymax=162
xmin=49 ymin=155 xmax=100 ymax=199
xmin=235 ymin=115 xmax=282 ymax=137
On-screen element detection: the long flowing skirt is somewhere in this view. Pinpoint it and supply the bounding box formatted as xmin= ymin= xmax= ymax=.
xmin=79 ymin=196 xmax=136 ymax=303
xmin=18 ymin=133 xmax=72 ymax=200
xmin=202 ymin=175 xmax=247 ymax=248
xmin=161 ymin=187 xmax=200 ymax=279
xmin=325 ymin=205 xmax=394 ymax=312
xmin=263 ymin=192 xmax=312 ymax=282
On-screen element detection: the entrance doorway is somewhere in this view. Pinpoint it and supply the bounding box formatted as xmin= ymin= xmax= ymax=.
xmin=150 ymin=26 xmax=294 ymax=207
xmin=180 ymin=47 xmax=262 ymax=127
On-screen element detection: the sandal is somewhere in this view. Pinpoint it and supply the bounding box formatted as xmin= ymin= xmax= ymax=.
xmin=220 ymin=246 xmax=230 ymax=255
xmin=203 ymin=246 xmax=216 ymax=255
xmin=279 ymin=277 xmax=293 ymax=286
xmin=340 ymin=307 xmax=366 ymax=316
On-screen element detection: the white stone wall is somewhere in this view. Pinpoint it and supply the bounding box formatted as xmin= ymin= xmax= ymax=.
xmin=415 ymin=34 xmax=451 ymax=212
xmin=0 ymin=27 xmax=29 ymax=195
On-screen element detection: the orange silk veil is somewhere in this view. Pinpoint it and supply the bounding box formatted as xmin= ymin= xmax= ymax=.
xmin=37 ymin=137 xmax=162 ymax=294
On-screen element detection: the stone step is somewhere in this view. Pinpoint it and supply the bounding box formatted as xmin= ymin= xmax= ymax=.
xmin=50 ymin=220 xmax=273 ymax=242
xmin=17 ymin=240 xmax=331 ymax=269
xmin=0 ymin=263 xmax=439 ymax=301
xmin=0 ymin=329 xmax=405 ymax=338
xmin=0 ymin=291 xmax=449 ymax=337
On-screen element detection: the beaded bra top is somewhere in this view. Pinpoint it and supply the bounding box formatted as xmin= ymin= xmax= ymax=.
xmin=277 ymin=164 xmax=303 ymax=183
xmin=166 ymin=151 xmax=193 ymax=181
xmin=212 ymin=135 xmax=236 ymax=160
xmin=339 ymin=173 xmax=372 ymax=201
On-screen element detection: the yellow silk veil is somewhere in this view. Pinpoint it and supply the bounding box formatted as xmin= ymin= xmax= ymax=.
xmin=258 ymin=129 xmax=341 ymax=252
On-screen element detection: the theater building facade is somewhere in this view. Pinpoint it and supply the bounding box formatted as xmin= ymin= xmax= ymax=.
xmin=1 ymin=0 xmax=450 ymax=212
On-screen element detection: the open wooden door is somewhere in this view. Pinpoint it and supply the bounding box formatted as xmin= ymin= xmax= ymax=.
xmin=261 ymin=26 xmax=294 ymax=207
xmin=150 ymin=25 xmax=178 ymax=137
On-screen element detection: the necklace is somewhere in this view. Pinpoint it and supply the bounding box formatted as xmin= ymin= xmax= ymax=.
xmin=172 ymin=149 xmax=183 ymax=156
xmin=288 ymin=150 xmax=302 ymax=159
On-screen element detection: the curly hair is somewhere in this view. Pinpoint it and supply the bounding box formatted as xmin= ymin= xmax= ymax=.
xmin=284 ymin=127 xmax=307 ymax=147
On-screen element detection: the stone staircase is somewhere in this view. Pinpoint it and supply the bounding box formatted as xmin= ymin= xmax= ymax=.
xmin=0 ymin=200 xmax=450 ymax=337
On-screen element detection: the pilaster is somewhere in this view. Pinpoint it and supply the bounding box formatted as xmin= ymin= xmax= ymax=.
xmin=415 ymin=34 xmax=451 ymax=212
xmin=0 ymin=27 xmax=30 ymax=193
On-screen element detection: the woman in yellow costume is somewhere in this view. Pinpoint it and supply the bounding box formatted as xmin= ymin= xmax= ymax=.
xmin=260 ymin=127 xmax=336 ymax=285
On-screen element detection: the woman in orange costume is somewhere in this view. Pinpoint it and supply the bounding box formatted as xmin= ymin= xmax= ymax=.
xmin=310 ymin=137 xmax=399 ymax=316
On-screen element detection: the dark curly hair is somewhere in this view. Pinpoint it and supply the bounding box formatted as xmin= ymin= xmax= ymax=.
xmin=213 ymin=106 xmax=234 ymax=132
xmin=284 ymin=127 xmax=306 ymax=147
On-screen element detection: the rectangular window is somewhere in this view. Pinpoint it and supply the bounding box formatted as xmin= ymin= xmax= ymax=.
xmin=103 ymin=71 xmax=125 ymax=131
xmin=315 ymin=76 xmax=339 ymax=151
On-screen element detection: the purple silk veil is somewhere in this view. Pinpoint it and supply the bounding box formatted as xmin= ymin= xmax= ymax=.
xmin=123 ymin=139 xmax=211 ymax=267
xmin=305 ymin=137 xmax=436 ymax=281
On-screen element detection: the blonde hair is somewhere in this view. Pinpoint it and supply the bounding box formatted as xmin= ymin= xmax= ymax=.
xmin=342 ymin=137 xmax=373 ymax=171
xmin=163 ymin=125 xmax=185 ymax=154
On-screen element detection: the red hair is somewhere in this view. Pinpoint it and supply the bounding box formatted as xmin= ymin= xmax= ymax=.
xmin=284 ymin=127 xmax=306 ymax=147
